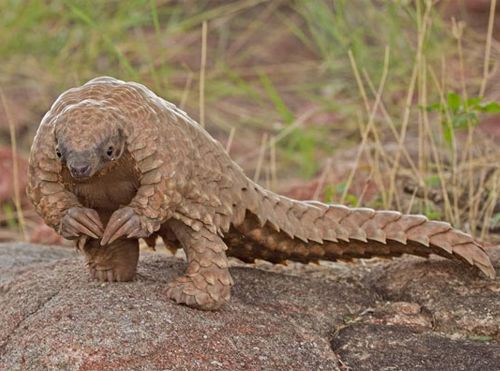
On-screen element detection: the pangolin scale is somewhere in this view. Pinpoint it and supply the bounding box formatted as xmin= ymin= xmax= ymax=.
xmin=27 ymin=77 xmax=495 ymax=310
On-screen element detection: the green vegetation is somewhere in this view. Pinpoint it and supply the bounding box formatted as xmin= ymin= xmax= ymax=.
xmin=427 ymin=93 xmax=500 ymax=145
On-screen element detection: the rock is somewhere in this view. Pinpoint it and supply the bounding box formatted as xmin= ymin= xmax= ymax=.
xmin=332 ymin=324 xmax=499 ymax=371
xmin=0 ymin=243 xmax=74 ymax=285
xmin=0 ymin=243 xmax=499 ymax=370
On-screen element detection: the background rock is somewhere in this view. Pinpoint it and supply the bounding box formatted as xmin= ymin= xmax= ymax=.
xmin=0 ymin=243 xmax=499 ymax=370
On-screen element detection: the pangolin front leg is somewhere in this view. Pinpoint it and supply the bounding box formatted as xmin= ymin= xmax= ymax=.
xmin=82 ymin=238 xmax=139 ymax=282
xmin=166 ymin=220 xmax=234 ymax=310
xmin=60 ymin=207 xmax=104 ymax=240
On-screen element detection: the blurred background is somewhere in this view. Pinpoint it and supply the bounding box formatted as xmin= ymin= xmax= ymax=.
xmin=0 ymin=0 xmax=499 ymax=245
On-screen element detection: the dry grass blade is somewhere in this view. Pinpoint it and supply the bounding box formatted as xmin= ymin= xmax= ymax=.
xmin=180 ymin=67 xmax=194 ymax=110
xmin=387 ymin=0 xmax=433 ymax=208
xmin=363 ymin=68 xmax=423 ymax=185
xmin=199 ymin=21 xmax=208 ymax=128
xmin=479 ymin=0 xmax=497 ymax=96
xmin=270 ymin=138 xmax=277 ymax=191
xmin=452 ymin=17 xmax=478 ymax=230
xmin=313 ymin=159 xmax=331 ymax=201
xmin=254 ymin=133 xmax=268 ymax=182
xmin=355 ymin=168 xmax=374 ymax=207
xmin=225 ymin=127 xmax=236 ymax=153
xmin=480 ymin=171 xmax=499 ymax=240
xmin=423 ymin=66 xmax=455 ymax=224
xmin=0 ymin=87 xmax=27 ymax=241
xmin=428 ymin=65 xmax=461 ymax=225
xmin=342 ymin=46 xmax=390 ymax=205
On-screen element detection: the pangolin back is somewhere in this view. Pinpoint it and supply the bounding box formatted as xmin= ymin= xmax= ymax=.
xmin=225 ymin=181 xmax=495 ymax=279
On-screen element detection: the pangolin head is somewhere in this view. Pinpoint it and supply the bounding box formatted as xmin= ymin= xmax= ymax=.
xmin=53 ymin=100 xmax=126 ymax=180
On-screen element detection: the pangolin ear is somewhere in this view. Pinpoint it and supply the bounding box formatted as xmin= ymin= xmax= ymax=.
xmin=116 ymin=127 xmax=126 ymax=158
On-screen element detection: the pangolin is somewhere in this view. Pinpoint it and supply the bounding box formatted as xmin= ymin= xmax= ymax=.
xmin=27 ymin=77 xmax=496 ymax=310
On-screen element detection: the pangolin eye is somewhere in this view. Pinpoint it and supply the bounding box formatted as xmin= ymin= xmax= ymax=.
xmin=56 ymin=148 xmax=62 ymax=158
xmin=106 ymin=146 xmax=114 ymax=157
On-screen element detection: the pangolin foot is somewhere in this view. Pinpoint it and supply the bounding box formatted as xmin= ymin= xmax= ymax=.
xmin=81 ymin=238 xmax=139 ymax=283
xmin=166 ymin=271 xmax=233 ymax=311
xmin=88 ymin=263 xmax=136 ymax=282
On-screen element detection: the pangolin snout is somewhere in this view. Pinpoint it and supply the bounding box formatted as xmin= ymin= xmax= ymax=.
xmin=69 ymin=163 xmax=91 ymax=178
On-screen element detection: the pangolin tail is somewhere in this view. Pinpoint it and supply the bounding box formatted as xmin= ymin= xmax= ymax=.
xmin=226 ymin=186 xmax=495 ymax=279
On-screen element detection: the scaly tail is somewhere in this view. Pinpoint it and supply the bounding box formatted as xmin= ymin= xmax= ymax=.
xmin=226 ymin=184 xmax=495 ymax=279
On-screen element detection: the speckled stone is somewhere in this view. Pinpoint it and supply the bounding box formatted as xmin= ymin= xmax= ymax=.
xmin=0 ymin=243 xmax=499 ymax=370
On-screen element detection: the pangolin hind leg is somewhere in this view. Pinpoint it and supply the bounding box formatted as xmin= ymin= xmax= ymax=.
xmin=81 ymin=238 xmax=139 ymax=282
xmin=166 ymin=220 xmax=234 ymax=310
